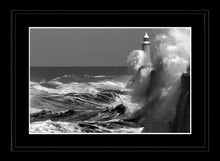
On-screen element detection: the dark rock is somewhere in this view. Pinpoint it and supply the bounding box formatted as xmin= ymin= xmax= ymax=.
xmin=111 ymin=104 xmax=127 ymax=115
xmin=172 ymin=73 xmax=190 ymax=132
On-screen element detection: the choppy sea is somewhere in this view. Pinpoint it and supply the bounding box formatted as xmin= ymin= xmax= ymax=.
xmin=29 ymin=67 xmax=144 ymax=133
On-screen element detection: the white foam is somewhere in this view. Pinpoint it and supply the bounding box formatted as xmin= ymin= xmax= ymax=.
xmin=93 ymin=75 xmax=109 ymax=78
xmin=29 ymin=120 xmax=82 ymax=133
xmin=52 ymin=74 xmax=73 ymax=81
xmin=120 ymin=95 xmax=143 ymax=115
xmin=29 ymin=120 xmax=144 ymax=133
xmin=89 ymin=80 xmax=127 ymax=90
xmin=84 ymin=74 xmax=109 ymax=78
xmin=30 ymin=81 xmax=38 ymax=86
xmin=32 ymin=82 xmax=99 ymax=95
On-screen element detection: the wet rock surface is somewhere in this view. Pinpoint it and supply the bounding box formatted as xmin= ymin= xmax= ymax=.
xmin=111 ymin=104 xmax=126 ymax=115
xmin=172 ymin=73 xmax=190 ymax=132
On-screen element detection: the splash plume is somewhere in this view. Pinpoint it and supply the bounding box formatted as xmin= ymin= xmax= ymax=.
xmin=126 ymin=28 xmax=190 ymax=132
xmin=126 ymin=50 xmax=153 ymax=101
xmin=127 ymin=50 xmax=148 ymax=72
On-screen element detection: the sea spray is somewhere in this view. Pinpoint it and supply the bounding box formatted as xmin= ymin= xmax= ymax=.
xmin=126 ymin=28 xmax=190 ymax=132
xmin=126 ymin=50 xmax=153 ymax=102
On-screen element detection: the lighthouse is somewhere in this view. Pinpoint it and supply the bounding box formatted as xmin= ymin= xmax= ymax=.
xmin=142 ymin=32 xmax=151 ymax=54
xmin=141 ymin=32 xmax=152 ymax=66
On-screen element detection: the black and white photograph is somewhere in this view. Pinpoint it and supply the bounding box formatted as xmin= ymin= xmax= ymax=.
xmin=7 ymin=8 xmax=212 ymax=152
xmin=29 ymin=27 xmax=191 ymax=134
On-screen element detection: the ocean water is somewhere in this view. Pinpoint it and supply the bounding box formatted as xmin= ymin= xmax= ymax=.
xmin=29 ymin=67 xmax=143 ymax=133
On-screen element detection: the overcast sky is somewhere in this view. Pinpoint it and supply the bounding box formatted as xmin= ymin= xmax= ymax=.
xmin=30 ymin=28 xmax=164 ymax=67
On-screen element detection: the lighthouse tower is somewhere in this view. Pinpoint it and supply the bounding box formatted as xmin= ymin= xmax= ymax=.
xmin=142 ymin=32 xmax=151 ymax=54
xmin=141 ymin=32 xmax=152 ymax=66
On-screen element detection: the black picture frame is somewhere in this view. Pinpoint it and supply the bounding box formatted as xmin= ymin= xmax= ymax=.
xmin=10 ymin=10 xmax=210 ymax=152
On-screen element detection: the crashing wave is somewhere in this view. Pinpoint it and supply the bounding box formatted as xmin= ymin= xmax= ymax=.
xmin=31 ymin=82 xmax=99 ymax=95
xmin=29 ymin=119 xmax=143 ymax=133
